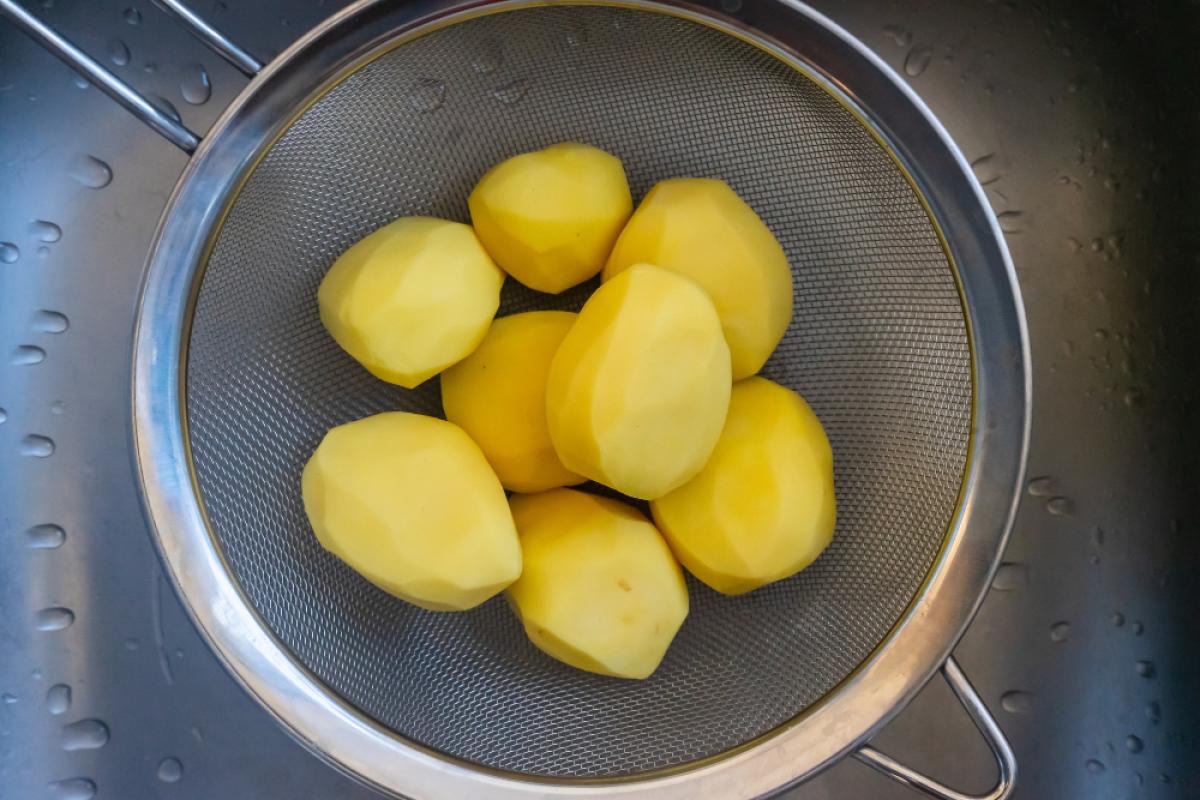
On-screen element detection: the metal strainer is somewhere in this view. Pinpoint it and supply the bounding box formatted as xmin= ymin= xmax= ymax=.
xmin=2 ymin=0 xmax=1029 ymax=797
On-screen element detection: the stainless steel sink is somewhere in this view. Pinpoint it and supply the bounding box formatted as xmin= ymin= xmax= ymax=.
xmin=1 ymin=0 xmax=1195 ymax=797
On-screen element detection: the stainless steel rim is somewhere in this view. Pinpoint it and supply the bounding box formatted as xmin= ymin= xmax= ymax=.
xmin=123 ymin=0 xmax=1030 ymax=797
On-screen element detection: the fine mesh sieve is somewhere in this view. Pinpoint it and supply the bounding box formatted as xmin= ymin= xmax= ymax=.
xmin=0 ymin=0 xmax=1028 ymax=796
xmin=186 ymin=5 xmax=969 ymax=778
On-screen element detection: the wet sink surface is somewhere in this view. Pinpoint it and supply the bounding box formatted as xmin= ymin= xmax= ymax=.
xmin=1 ymin=0 xmax=1197 ymax=797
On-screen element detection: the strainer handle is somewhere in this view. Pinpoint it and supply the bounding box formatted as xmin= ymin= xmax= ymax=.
xmin=852 ymin=657 xmax=1017 ymax=800
xmin=0 ymin=0 xmax=262 ymax=153
xmin=151 ymin=0 xmax=263 ymax=76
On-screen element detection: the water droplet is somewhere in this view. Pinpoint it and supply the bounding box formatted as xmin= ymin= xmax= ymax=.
xmin=32 ymin=310 xmax=69 ymax=334
xmin=36 ymin=607 xmax=74 ymax=631
xmin=1050 ymin=621 xmax=1071 ymax=642
xmin=471 ymin=39 xmax=503 ymax=74
xmin=180 ymin=64 xmax=211 ymax=105
xmin=47 ymin=778 xmax=96 ymax=800
xmin=904 ymin=46 xmax=934 ymax=77
xmin=143 ymin=61 xmax=158 ymax=74
xmin=124 ymin=637 xmax=139 ymax=650
xmin=157 ymin=756 xmax=184 ymax=783
xmin=68 ymin=155 xmax=112 ymax=189
xmin=29 ymin=220 xmax=61 ymax=242
xmin=1000 ymin=690 xmax=1035 ymax=714
xmin=46 ymin=684 xmax=71 ymax=715
xmin=13 ymin=345 xmax=46 ymax=366
xmin=51 ymin=400 xmax=66 ymax=415
xmin=37 ymin=246 xmax=50 ymax=259
xmin=1085 ymin=759 xmax=1106 ymax=774
xmin=1090 ymin=526 xmax=1104 ymax=546
xmin=123 ymin=6 xmax=141 ymax=24
xmin=992 ymin=562 xmax=1029 ymax=591
xmin=971 ymin=153 xmax=1001 ymax=185
xmin=190 ymin=725 xmax=204 ymax=744
xmin=1136 ymin=660 xmax=1156 ymax=678
xmin=151 ymin=94 xmax=182 ymax=123
xmin=1126 ymin=734 xmax=1144 ymax=753
xmin=0 ymin=242 xmax=19 ymax=263
xmin=719 ymin=0 xmax=743 ymax=13
xmin=1027 ymin=475 xmax=1057 ymax=496
xmin=32 ymin=668 xmax=43 ymax=680
xmin=1111 ymin=611 xmax=1125 ymax=627
xmin=1089 ymin=554 xmax=1101 ymax=565
xmin=1160 ymin=773 xmax=1171 ymax=784
xmin=174 ymin=648 xmax=184 ymax=660
xmin=1132 ymin=620 xmax=1144 ymax=636
xmin=2 ymin=692 xmax=17 ymax=704
xmin=108 ymin=39 xmax=131 ymax=67
xmin=996 ymin=209 xmax=1023 ymax=233
xmin=1046 ymin=496 xmax=1074 ymax=517
xmin=27 ymin=523 xmax=66 ymax=549
xmin=408 ymin=78 xmax=445 ymax=113
xmin=564 ymin=19 xmax=587 ymax=47
xmin=22 ymin=434 xmax=55 ymax=457
xmin=1145 ymin=701 xmax=1160 ymax=724
xmin=490 ymin=79 xmax=529 ymax=105
xmin=1135 ymin=771 xmax=1144 ymax=786
xmin=0 ymin=407 xmax=6 ymax=424
xmin=882 ymin=25 xmax=912 ymax=47
xmin=72 ymin=73 xmax=90 ymax=90
xmin=61 ymin=719 xmax=109 ymax=751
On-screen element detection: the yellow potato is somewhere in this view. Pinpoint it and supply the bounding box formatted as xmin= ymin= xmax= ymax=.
xmin=651 ymin=377 xmax=835 ymax=595
xmin=603 ymin=178 xmax=794 ymax=379
xmin=441 ymin=311 xmax=584 ymax=493
xmin=301 ymin=412 xmax=521 ymax=611
xmin=469 ymin=143 xmax=633 ymax=294
xmin=546 ymin=263 xmax=732 ymax=500
xmin=506 ymin=489 xmax=688 ymax=679
xmin=318 ymin=217 xmax=504 ymax=388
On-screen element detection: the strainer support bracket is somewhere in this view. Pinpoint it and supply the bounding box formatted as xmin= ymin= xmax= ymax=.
xmin=852 ymin=657 xmax=1016 ymax=800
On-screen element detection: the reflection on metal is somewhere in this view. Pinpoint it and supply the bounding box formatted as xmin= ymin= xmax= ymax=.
xmin=152 ymin=0 xmax=263 ymax=76
xmin=854 ymin=657 xmax=1017 ymax=800
xmin=0 ymin=0 xmax=201 ymax=152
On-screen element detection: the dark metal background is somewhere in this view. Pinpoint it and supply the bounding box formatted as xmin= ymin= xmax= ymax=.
xmin=0 ymin=0 xmax=1196 ymax=798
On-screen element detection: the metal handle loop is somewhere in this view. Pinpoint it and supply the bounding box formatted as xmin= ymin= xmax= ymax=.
xmin=0 ymin=0 xmax=262 ymax=153
xmin=852 ymin=657 xmax=1016 ymax=800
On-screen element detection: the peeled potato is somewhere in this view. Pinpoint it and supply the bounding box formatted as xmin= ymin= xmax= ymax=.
xmin=301 ymin=412 xmax=521 ymax=611
xmin=468 ymin=143 xmax=633 ymax=294
xmin=507 ymin=489 xmax=688 ymax=679
xmin=318 ymin=217 xmax=504 ymax=388
xmin=603 ymin=178 xmax=794 ymax=379
xmin=651 ymin=377 xmax=835 ymax=595
xmin=546 ymin=263 xmax=732 ymax=500
xmin=441 ymin=311 xmax=584 ymax=493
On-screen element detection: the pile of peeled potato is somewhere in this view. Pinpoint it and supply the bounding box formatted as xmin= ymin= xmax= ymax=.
xmin=302 ymin=143 xmax=836 ymax=680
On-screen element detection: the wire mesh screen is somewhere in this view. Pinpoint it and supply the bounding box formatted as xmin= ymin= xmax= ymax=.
xmin=184 ymin=5 xmax=971 ymax=778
